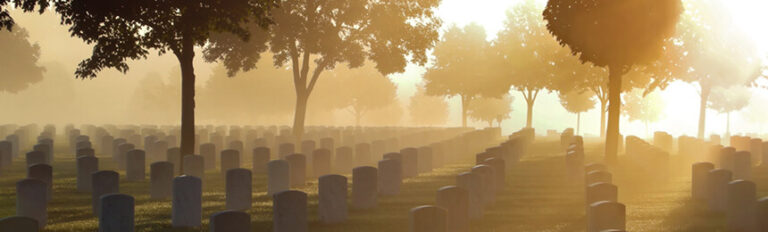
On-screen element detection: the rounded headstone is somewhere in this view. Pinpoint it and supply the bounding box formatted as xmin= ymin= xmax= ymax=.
xmin=481 ymin=158 xmax=505 ymax=193
xmin=92 ymin=170 xmax=119 ymax=216
xmin=312 ymin=149 xmax=332 ymax=177
xmin=0 ymin=216 xmax=39 ymax=232
xmin=209 ymin=210 xmax=250 ymax=232
xmin=77 ymin=156 xmax=99 ymax=192
xmin=273 ymin=190 xmax=308 ymax=232
xmin=225 ymin=168 xmax=252 ymax=211
xmin=707 ymin=169 xmax=732 ymax=212
xmin=27 ymin=164 xmax=52 ymax=201
xmin=586 ymin=183 xmax=618 ymax=214
xmin=125 ymin=150 xmax=146 ymax=181
xmin=278 ymin=143 xmax=294 ymax=159
xmin=692 ymin=162 xmax=715 ymax=201
xmin=150 ymin=162 xmax=174 ymax=199
xmin=99 ymin=193 xmax=134 ymax=232
xmin=26 ymin=151 xmax=47 ymax=167
xmin=378 ymin=159 xmax=402 ymax=196
xmin=318 ymin=174 xmax=348 ymax=224
xmin=16 ymin=179 xmax=47 ymax=229
xmin=267 ymin=160 xmax=290 ymax=196
xmin=436 ymin=186 xmax=469 ymax=232
xmin=456 ymin=172 xmax=482 ymax=219
xmin=77 ymin=148 xmax=96 ymax=158
xmin=733 ymin=151 xmax=752 ymax=181
xmin=585 ymin=171 xmax=613 ymax=187
xmin=285 ymin=154 xmax=306 ymax=187
xmin=588 ymin=201 xmax=625 ymax=232
xmin=220 ymin=149 xmax=240 ymax=172
xmin=471 ymin=165 xmax=496 ymax=204
xmin=400 ymin=148 xmax=419 ymax=178
xmin=172 ymin=175 xmax=202 ymax=227
xmin=252 ymin=147 xmax=270 ymax=174
xmin=352 ymin=166 xmax=378 ymax=209
xmin=409 ymin=205 xmax=447 ymax=232
xmin=726 ymin=180 xmax=757 ymax=232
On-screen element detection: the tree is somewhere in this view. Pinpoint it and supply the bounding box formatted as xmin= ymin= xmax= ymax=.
xmin=622 ymin=89 xmax=665 ymax=137
xmin=468 ymin=95 xmax=513 ymax=128
xmin=423 ymin=23 xmax=509 ymax=127
xmin=54 ymin=0 xmax=276 ymax=160
xmin=329 ymin=65 xmax=397 ymax=126
xmin=544 ymin=0 xmax=683 ymax=162
xmin=708 ymin=86 xmax=750 ymax=136
xmin=495 ymin=0 xmax=564 ymax=128
xmin=558 ymin=90 xmax=595 ymax=135
xmin=409 ymin=86 xmax=449 ymax=127
xmin=1 ymin=25 xmax=44 ymax=93
xmin=206 ymin=0 xmax=441 ymax=138
xmin=0 ymin=0 xmax=47 ymax=31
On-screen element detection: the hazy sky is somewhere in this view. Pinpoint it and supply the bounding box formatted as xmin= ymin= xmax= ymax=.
xmin=2 ymin=0 xmax=768 ymax=138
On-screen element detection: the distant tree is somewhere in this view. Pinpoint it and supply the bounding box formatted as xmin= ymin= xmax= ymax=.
xmin=468 ymin=95 xmax=513 ymax=128
xmin=129 ymin=71 xmax=181 ymax=124
xmin=54 ymin=1 xmax=276 ymax=160
xmin=544 ymin=0 xmax=683 ymax=162
xmin=424 ymin=23 xmax=509 ymax=127
xmin=206 ymin=0 xmax=441 ymax=138
xmin=708 ymin=86 xmax=751 ymax=136
xmin=622 ymin=89 xmax=665 ymax=137
xmin=330 ymin=65 xmax=397 ymax=126
xmin=0 ymin=25 xmax=44 ymax=93
xmin=495 ymin=0 xmax=564 ymax=128
xmin=0 ymin=0 xmax=47 ymax=30
xmin=367 ymin=101 xmax=405 ymax=127
xmin=409 ymin=87 xmax=449 ymax=127
xmin=558 ymin=90 xmax=595 ymax=135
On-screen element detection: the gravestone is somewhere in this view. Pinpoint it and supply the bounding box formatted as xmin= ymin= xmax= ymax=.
xmin=584 ymin=163 xmax=607 ymax=174
xmin=707 ymin=169 xmax=733 ymax=212
xmin=33 ymin=144 xmax=51 ymax=164
xmin=318 ymin=174 xmax=348 ymax=224
xmin=456 ymin=172 xmax=483 ymax=219
xmin=720 ymin=147 xmax=736 ymax=171
xmin=278 ymin=143 xmax=294 ymax=159
xmin=0 ymin=216 xmax=39 ymax=232
xmin=355 ymin=143 xmax=371 ymax=166
xmin=150 ymin=162 xmax=174 ymax=199
xmin=436 ymin=186 xmax=469 ymax=232
xmin=313 ymin=149 xmax=332 ymax=177
xmin=585 ymin=171 xmax=613 ymax=187
xmin=112 ymin=139 xmax=126 ymax=158
xmin=209 ymin=210 xmax=250 ymax=232
xmin=166 ymin=147 xmax=181 ymax=175
xmin=475 ymin=152 xmax=494 ymax=165
xmin=586 ymin=183 xmax=618 ymax=214
xmin=182 ymin=155 xmax=204 ymax=178
xmin=126 ymin=150 xmax=146 ymax=181
xmin=471 ymin=165 xmax=496 ymax=204
xmin=352 ymin=166 xmax=377 ymax=209
xmin=400 ymin=148 xmax=419 ymax=178
xmin=300 ymin=140 xmax=316 ymax=161
xmin=692 ymin=162 xmax=715 ymax=201
xmin=335 ymin=147 xmax=354 ymax=174
xmin=220 ymin=149 xmax=240 ymax=172
xmin=252 ymin=147 xmax=270 ymax=175
xmin=172 ymin=175 xmax=202 ymax=228
xmin=26 ymin=151 xmax=47 ymax=167
xmin=101 ymin=135 xmax=114 ymax=157
xmin=588 ymin=201 xmax=625 ymax=232
xmin=757 ymin=197 xmax=768 ymax=231
xmin=273 ymin=190 xmax=308 ymax=232
xmin=409 ymin=205 xmax=447 ymax=232
xmin=99 ymin=193 xmax=134 ymax=232
xmin=481 ymin=158 xmax=505 ymax=193
xmin=200 ymin=143 xmax=216 ymax=170
xmin=267 ymin=160 xmax=290 ymax=196
xmin=228 ymin=140 xmax=244 ymax=155
xmin=92 ymin=170 xmax=119 ymax=216
xmin=726 ymin=180 xmax=756 ymax=232
xmin=733 ymin=151 xmax=751 ymax=181
xmin=417 ymin=147 xmax=433 ymax=173
xmin=378 ymin=159 xmax=402 ymax=196
xmin=77 ymin=148 xmax=95 ymax=158
xmin=226 ymin=168 xmax=252 ymax=211
xmin=16 ymin=179 xmax=47 ymax=229
xmin=27 ymin=164 xmax=52 ymax=201
xmin=77 ymin=156 xmax=99 ymax=192
xmin=285 ymin=154 xmax=306 ymax=187
xmin=383 ymin=152 xmax=402 ymax=161
xmin=116 ymin=143 xmax=135 ymax=170
xmin=0 ymin=141 xmax=11 ymax=169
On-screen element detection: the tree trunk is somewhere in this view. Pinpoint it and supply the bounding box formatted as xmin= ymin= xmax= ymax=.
xmin=605 ymin=66 xmax=625 ymax=164
xmin=576 ymin=112 xmax=581 ymax=135
xmin=178 ymin=31 xmax=196 ymax=173
xmin=526 ymin=99 xmax=534 ymax=128
xmin=460 ymin=95 xmax=469 ymax=128
xmin=599 ymin=99 xmax=607 ymax=138
xmin=697 ymin=84 xmax=711 ymax=139
xmin=292 ymin=92 xmax=308 ymax=140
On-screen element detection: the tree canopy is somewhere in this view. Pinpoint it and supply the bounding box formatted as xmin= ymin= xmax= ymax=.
xmin=409 ymin=86 xmax=449 ymax=127
xmin=623 ymin=89 xmax=665 ymax=124
xmin=558 ymin=90 xmax=595 ymax=115
xmin=0 ymin=25 xmax=44 ymax=93
xmin=468 ymin=95 xmax=513 ymax=127
xmin=0 ymin=0 xmax=47 ymax=31
xmin=708 ymin=86 xmax=751 ymax=115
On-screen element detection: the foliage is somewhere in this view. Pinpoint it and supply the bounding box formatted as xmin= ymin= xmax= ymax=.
xmin=558 ymin=90 xmax=595 ymax=114
xmin=0 ymin=25 xmax=44 ymax=93
xmin=622 ymin=89 xmax=665 ymax=123
xmin=468 ymin=95 xmax=513 ymax=126
xmin=708 ymin=86 xmax=751 ymax=114
xmin=409 ymin=86 xmax=449 ymax=126
xmin=0 ymin=0 xmax=48 ymax=31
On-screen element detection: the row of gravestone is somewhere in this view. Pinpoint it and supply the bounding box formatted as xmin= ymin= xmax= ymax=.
xmin=1 ymin=126 xmax=498 ymax=231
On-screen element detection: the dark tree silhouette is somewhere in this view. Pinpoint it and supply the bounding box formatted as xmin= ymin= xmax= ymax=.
xmin=205 ymin=0 xmax=441 ymax=138
xmin=544 ymin=0 xmax=683 ymax=162
xmin=0 ymin=0 xmax=47 ymax=31
xmin=0 ymin=25 xmax=44 ymax=93
xmin=53 ymin=0 xmax=276 ymax=161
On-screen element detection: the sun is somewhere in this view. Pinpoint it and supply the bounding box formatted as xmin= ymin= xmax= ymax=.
xmin=722 ymin=0 xmax=768 ymax=57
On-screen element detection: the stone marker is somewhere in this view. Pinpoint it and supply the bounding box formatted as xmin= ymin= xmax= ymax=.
xmin=352 ymin=166 xmax=377 ymax=209
xmin=456 ymin=172 xmax=483 ymax=219
xmin=378 ymin=159 xmax=402 ymax=196
xmin=273 ymin=190 xmax=308 ymax=232
xmin=150 ymin=162 xmax=174 ymax=199
xmin=116 ymin=143 xmax=135 ymax=170
xmin=588 ymin=201 xmax=625 ymax=232
xmin=77 ymin=148 xmax=96 ymax=158
xmin=210 ymin=210 xmax=250 ymax=232
xmin=77 ymin=156 xmax=99 ymax=192
xmin=471 ymin=165 xmax=496 ymax=204
xmin=200 ymin=143 xmax=216 ymax=171
xmin=720 ymin=147 xmax=736 ymax=171
xmin=585 ymin=171 xmax=613 ymax=187
xmin=16 ymin=179 xmax=47 ymax=229
xmin=726 ymin=180 xmax=756 ymax=232
xmin=0 ymin=141 xmax=11 ymax=169
xmin=707 ymin=169 xmax=732 ymax=212
xmin=400 ymin=148 xmax=419 ymax=178
xmin=182 ymin=155 xmax=204 ymax=179
xmin=125 ymin=150 xmax=146 ymax=181
xmin=355 ymin=143 xmax=371 ymax=166
xmin=278 ymin=143 xmax=294 ymax=159
xmin=172 ymin=175 xmax=202 ymax=228
xmin=586 ymin=183 xmax=618 ymax=213
xmin=286 ymin=154 xmax=306 ymax=187
xmin=92 ymin=170 xmax=119 ymax=216
xmin=318 ymin=174 xmax=348 ymax=224
xmin=0 ymin=216 xmax=39 ymax=232
xmin=268 ymin=160 xmax=290 ymax=196
xmin=99 ymin=193 xmax=134 ymax=232
xmin=335 ymin=146 xmax=354 ymax=174
xmin=436 ymin=186 xmax=469 ymax=232
xmin=313 ymin=149 xmax=332 ymax=177
xmin=481 ymin=158 xmax=505 ymax=192
xmin=733 ymin=151 xmax=752 ymax=181
xmin=26 ymin=151 xmax=47 ymax=167
xmin=27 ymin=164 xmax=52 ymax=201
xmin=409 ymin=205 xmax=447 ymax=232
xmin=252 ymin=147 xmax=270 ymax=174
xmin=220 ymin=149 xmax=240 ymax=172
xmin=320 ymin=137 xmax=334 ymax=153
xmin=757 ymin=197 xmax=768 ymax=231
xmin=692 ymin=162 xmax=715 ymax=201
xmin=584 ymin=163 xmax=607 ymax=174
xmin=226 ymin=168 xmax=252 ymax=211
xmin=33 ymin=144 xmax=51 ymax=164
xmin=417 ymin=146 xmax=433 ymax=173
xmin=166 ymin=147 xmax=181 ymax=175
xmin=228 ymin=140 xmax=243 ymax=155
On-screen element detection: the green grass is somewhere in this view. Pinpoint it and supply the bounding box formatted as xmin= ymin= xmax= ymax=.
xmin=0 ymin=140 xmax=750 ymax=231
